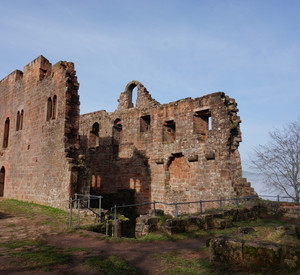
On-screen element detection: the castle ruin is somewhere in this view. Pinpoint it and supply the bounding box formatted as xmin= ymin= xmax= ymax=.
xmin=0 ymin=56 xmax=255 ymax=214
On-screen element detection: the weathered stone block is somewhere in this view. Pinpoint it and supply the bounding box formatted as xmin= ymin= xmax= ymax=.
xmin=212 ymin=218 xmax=232 ymax=229
xmin=165 ymin=218 xmax=187 ymax=234
xmin=185 ymin=216 xmax=205 ymax=231
xmin=209 ymin=236 xmax=244 ymax=263
xmin=243 ymin=241 xmax=282 ymax=264
xmin=135 ymin=215 xmax=160 ymax=238
xmin=199 ymin=214 xmax=214 ymax=229
xmin=284 ymin=246 xmax=300 ymax=269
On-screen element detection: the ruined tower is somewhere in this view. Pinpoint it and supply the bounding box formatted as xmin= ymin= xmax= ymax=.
xmin=0 ymin=56 xmax=80 ymax=208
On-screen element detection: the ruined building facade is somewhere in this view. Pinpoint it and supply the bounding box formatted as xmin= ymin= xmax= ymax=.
xmin=0 ymin=56 xmax=255 ymax=213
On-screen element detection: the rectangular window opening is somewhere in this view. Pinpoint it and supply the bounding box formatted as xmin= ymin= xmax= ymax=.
xmin=163 ymin=120 xmax=176 ymax=143
xmin=193 ymin=109 xmax=211 ymax=141
xmin=140 ymin=115 xmax=151 ymax=132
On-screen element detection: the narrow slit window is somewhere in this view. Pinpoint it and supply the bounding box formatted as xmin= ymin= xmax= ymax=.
xmin=52 ymin=95 xmax=57 ymax=119
xmin=46 ymin=97 xmax=52 ymax=121
xmin=112 ymin=118 xmax=122 ymax=159
xmin=20 ymin=110 xmax=24 ymax=130
xmin=91 ymin=175 xmax=96 ymax=188
xmin=3 ymin=118 xmax=10 ymax=148
xmin=16 ymin=111 xmax=20 ymax=131
xmin=96 ymin=176 xmax=101 ymax=189
xmin=0 ymin=166 xmax=5 ymax=197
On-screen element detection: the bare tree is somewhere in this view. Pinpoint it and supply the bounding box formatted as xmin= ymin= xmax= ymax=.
xmin=249 ymin=120 xmax=300 ymax=202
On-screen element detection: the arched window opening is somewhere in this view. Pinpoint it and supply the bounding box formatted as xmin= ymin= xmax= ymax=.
xmin=52 ymin=95 xmax=57 ymax=119
xmin=3 ymin=118 xmax=10 ymax=148
xmin=46 ymin=97 xmax=52 ymax=121
xmin=89 ymin=122 xmax=100 ymax=148
xmin=20 ymin=110 xmax=24 ymax=130
xmin=113 ymin=118 xmax=122 ymax=159
xmin=125 ymin=83 xmax=138 ymax=108
xmin=92 ymin=122 xmax=99 ymax=134
xmin=132 ymin=86 xmax=138 ymax=108
xmin=16 ymin=111 xmax=20 ymax=131
xmin=114 ymin=118 xmax=122 ymax=129
xmin=0 ymin=166 xmax=5 ymax=197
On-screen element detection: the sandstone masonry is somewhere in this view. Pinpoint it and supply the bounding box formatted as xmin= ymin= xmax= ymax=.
xmin=78 ymin=80 xmax=256 ymax=214
xmin=0 ymin=57 xmax=255 ymax=213
xmin=0 ymin=56 xmax=79 ymax=208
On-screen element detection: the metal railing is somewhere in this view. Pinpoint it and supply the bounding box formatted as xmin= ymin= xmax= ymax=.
xmin=69 ymin=193 xmax=103 ymax=228
xmin=259 ymin=194 xmax=296 ymax=203
xmin=110 ymin=195 xmax=262 ymax=237
xmin=68 ymin=193 xmax=298 ymax=235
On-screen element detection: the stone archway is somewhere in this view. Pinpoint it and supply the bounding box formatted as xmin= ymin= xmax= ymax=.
xmin=0 ymin=166 xmax=5 ymax=197
xmin=124 ymin=80 xmax=143 ymax=109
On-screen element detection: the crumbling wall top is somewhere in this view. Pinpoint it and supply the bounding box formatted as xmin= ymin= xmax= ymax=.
xmin=117 ymin=80 xmax=160 ymax=110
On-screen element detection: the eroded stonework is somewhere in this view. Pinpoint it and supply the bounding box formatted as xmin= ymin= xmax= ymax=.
xmin=79 ymin=80 xmax=256 ymax=214
xmin=0 ymin=56 xmax=80 ymax=208
xmin=0 ymin=57 xmax=255 ymax=213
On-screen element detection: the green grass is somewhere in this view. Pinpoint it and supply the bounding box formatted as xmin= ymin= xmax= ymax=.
xmin=65 ymin=246 xmax=91 ymax=253
xmin=133 ymin=217 xmax=294 ymax=245
xmin=0 ymin=199 xmax=68 ymax=225
xmin=156 ymin=249 xmax=296 ymax=275
xmin=0 ymin=199 xmax=65 ymax=216
xmin=156 ymin=251 xmax=216 ymax=275
xmin=138 ymin=232 xmax=176 ymax=241
xmin=86 ymin=255 xmax=140 ymax=275
xmin=0 ymin=199 xmax=95 ymax=230
xmin=1 ymin=239 xmax=70 ymax=271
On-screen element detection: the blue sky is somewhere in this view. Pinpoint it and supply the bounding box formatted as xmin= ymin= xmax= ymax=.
xmin=1 ymin=0 xmax=299 ymax=171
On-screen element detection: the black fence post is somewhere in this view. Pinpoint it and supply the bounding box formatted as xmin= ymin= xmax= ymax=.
xmin=77 ymin=199 xmax=80 ymax=228
xmin=99 ymin=196 xmax=102 ymax=223
xmin=153 ymin=200 xmax=156 ymax=216
xmin=114 ymin=205 xmax=117 ymax=237
xmin=74 ymin=193 xmax=78 ymax=209
xmin=200 ymin=200 xmax=203 ymax=213
xmin=69 ymin=198 xmax=72 ymax=227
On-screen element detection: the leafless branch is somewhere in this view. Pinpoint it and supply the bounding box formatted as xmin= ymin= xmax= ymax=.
xmin=249 ymin=119 xmax=300 ymax=202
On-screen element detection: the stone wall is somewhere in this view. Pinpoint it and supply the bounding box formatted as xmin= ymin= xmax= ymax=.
xmin=79 ymin=80 xmax=255 ymax=214
xmin=208 ymin=236 xmax=300 ymax=269
xmin=0 ymin=58 xmax=254 ymax=212
xmin=0 ymin=56 xmax=80 ymax=208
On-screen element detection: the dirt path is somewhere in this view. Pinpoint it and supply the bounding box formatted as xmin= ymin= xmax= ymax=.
xmin=0 ymin=208 xmax=208 ymax=274
xmin=46 ymin=231 xmax=207 ymax=275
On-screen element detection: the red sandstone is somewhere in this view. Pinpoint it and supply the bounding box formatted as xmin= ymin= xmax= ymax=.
xmin=0 ymin=56 xmax=255 ymax=214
